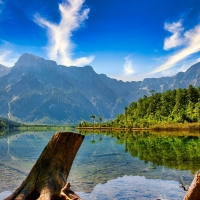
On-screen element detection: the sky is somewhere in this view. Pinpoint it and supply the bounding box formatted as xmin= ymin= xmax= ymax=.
xmin=0 ymin=0 xmax=200 ymax=81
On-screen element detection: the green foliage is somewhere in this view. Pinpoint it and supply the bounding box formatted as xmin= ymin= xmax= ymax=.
xmin=124 ymin=132 xmax=200 ymax=174
xmin=77 ymin=85 xmax=200 ymax=129
xmin=0 ymin=117 xmax=22 ymax=129
xmin=79 ymin=130 xmax=200 ymax=173
xmin=111 ymin=85 xmax=200 ymax=128
xmin=0 ymin=121 xmax=7 ymax=129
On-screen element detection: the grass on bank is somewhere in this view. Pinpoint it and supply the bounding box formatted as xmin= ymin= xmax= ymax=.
xmin=151 ymin=122 xmax=200 ymax=131
xmin=77 ymin=122 xmax=200 ymax=132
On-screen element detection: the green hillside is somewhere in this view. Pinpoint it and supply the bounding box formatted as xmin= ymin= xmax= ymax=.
xmin=112 ymin=85 xmax=200 ymax=128
xmin=78 ymin=85 xmax=200 ymax=129
xmin=0 ymin=117 xmax=23 ymax=129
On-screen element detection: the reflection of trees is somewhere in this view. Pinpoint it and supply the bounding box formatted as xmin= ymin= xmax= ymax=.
xmin=90 ymin=133 xmax=95 ymax=144
xmin=80 ymin=130 xmax=200 ymax=174
xmin=89 ymin=132 xmax=103 ymax=144
xmin=125 ymin=132 xmax=200 ymax=174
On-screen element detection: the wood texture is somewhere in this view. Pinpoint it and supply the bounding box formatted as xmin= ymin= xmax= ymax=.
xmin=5 ymin=132 xmax=84 ymax=200
xmin=184 ymin=172 xmax=200 ymax=200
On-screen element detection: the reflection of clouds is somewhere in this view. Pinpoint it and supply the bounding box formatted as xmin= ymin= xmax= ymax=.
xmin=0 ymin=176 xmax=185 ymax=199
xmin=78 ymin=175 xmax=185 ymax=200
xmin=7 ymin=137 xmax=9 ymax=155
xmin=0 ymin=191 xmax=12 ymax=199
xmin=6 ymin=136 xmax=18 ymax=161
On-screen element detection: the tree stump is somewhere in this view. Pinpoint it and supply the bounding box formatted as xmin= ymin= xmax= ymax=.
xmin=5 ymin=132 xmax=84 ymax=200
xmin=184 ymin=172 xmax=200 ymax=200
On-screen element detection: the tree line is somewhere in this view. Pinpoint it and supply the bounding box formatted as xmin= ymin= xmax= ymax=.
xmin=0 ymin=117 xmax=22 ymax=129
xmin=78 ymin=85 xmax=200 ymax=128
xmin=113 ymin=85 xmax=200 ymax=128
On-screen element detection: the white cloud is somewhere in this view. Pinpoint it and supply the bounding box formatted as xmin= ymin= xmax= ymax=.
xmin=0 ymin=41 xmax=19 ymax=67
xmin=159 ymin=68 xmax=177 ymax=77
xmin=0 ymin=0 xmax=3 ymax=4
xmin=0 ymin=51 xmax=18 ymax=67
xmin=160 ymin=58 xmax=200 ymax=77
xmin=179 ymin=64 xmax=190 ymax=72
xmin=34 ymin=0 xmax=94 ymax=66
xmin=69 ymin=55 xmax=94 ymax=66
xmin=164 ymin=20 xmax=184 ymax=50
xmin=196 ymin=57 xmax=200 ymax=63
xmin=123 ymin=56 xmax=135 ymax=75
xmin=152 ymin=23 xmax=200 ymax=74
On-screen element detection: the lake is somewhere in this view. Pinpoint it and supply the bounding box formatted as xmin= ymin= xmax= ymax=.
xmin=0 ymin=129 xmax=200 ymax=199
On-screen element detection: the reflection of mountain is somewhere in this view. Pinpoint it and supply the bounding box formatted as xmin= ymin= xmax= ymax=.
xmin=0 ymin=131 xmax=55 ymax=193
xmin=1 ymin=53 xmax=200 ymax=123
xmin=0 ymin=130 xmax=195 ymax=193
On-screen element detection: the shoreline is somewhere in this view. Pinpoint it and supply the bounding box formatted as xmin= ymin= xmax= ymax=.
xmin=76 ymin=127 xmax=151 ymax=131
xmin=76 ymin=122 xmax=200 ymax=132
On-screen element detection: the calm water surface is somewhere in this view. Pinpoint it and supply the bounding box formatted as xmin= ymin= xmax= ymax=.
xmin=0 ymin=129 xmax=200 ymax=199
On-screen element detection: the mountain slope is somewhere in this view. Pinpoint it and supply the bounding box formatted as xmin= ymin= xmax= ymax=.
xmin=0 ymin=64 xmax=10 ymax=78
xmin=0 ymin=54 xmax=121 ymax=123
xmin=99 ymin=62 xmax=200 ymax=99
xmin=0 ymin=53 xmax=200 ymax=124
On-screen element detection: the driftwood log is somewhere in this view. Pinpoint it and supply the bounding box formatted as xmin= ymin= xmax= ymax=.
xmin=5 ymin=132 xmax=84 ymax=200
xmin=184 ymin=172 xmax=200 ymax=200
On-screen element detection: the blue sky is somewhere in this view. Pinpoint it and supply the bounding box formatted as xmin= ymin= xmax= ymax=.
xmin=0 ymin=0 xmax=200 ymax=81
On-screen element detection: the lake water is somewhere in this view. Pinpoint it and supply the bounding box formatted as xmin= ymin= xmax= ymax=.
xmin=0 ymin=129 xmax=200 ymax=199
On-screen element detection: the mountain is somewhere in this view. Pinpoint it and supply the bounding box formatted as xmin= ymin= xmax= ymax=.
xmin=0 ymin=53 xmax=200 ymax=124
xmin=0 ymin=64 xmax=10 ymax=78
xmin=0 ymin=117 xmax=23 ymax=128
xmin=99 ymin=62 xmax=200 ymax=101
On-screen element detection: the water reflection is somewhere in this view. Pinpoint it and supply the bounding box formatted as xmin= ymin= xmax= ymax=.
xmin=77 ymin=175 xmax=185 ymax=200
xmin=0 ymin=130 xmax=56 ymax=192
xmin=79 ymin=130 xmax=200 ymax=174
xmin=0 ymin=130 xmax=200 ymax=199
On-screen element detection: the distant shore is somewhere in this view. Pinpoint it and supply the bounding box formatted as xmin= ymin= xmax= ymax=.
xmin=76 ymin=122 xmax=200 ymax=132
xmin=76 ymin=127 xmax=150 ymax=131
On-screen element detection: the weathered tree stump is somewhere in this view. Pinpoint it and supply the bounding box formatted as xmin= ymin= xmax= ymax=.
xmin=5 ymin=132 xmax=84 ymax=200
xmin=184 ymin=172 xmax=200 ymax=200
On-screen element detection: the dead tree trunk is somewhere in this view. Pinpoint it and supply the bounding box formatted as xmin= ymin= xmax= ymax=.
xmin=184 ymin=172 xmax=200 ymax=200
xmin=5 ymin=132 xmax=84 ymax=200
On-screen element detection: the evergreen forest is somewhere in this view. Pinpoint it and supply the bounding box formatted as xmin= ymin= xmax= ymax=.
xmin=78 ymin=85 xmax=200 ymax=129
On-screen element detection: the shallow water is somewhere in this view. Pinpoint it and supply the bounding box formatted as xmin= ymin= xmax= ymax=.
xmin=77 ymin=176 xmax=185 ymax=200
xmin=0 ymin=130 xmax=199 ymax=199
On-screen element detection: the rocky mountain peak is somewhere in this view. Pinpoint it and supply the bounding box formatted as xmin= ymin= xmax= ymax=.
xmin=1 ymin=53 xmax=200 ymax=123
xmin=14 ymin=53 xmax=57 ymax=69
xmin=185 ymin=62 xmax=200 ymax=74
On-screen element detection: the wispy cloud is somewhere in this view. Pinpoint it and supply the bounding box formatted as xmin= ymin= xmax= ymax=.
xmin=196 ymin=57 xmax=200 ymax=63
xmin=34 ymin=0 xmax=94 ymax=66
xmin=123 ymin=56 xmax=135 ymax=75
xmin=0 ymin=41 xmax=19 ymax=67
xmin=159 ymin=58 xmax=200 ymax=77
xmin=164 ymin=20 xmax=184 ymax=50
xmin=152 ymin=21 xmax=200 ymax=74
xmin=0 ymin=51 xmax=18 ymax=67
xmin=0 ymin=0 xmax=3 ymax=13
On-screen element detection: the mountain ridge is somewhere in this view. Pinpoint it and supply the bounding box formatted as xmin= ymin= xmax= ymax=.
xmin=0 ymin=53 xmax=200 ymax=124
xmin=0 ymin=64 xmax=10 ymax=78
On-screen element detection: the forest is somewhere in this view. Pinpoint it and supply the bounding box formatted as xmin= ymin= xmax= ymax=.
xmin=78 ymin=85 xmax=200 ymax=129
